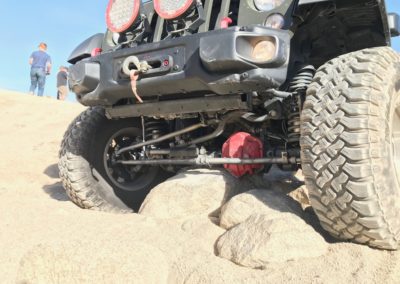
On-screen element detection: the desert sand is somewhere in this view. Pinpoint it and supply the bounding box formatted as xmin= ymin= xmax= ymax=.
xmin=1 ymin=90 xmax=399 ymax=283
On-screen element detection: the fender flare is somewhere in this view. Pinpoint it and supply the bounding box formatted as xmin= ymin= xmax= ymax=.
xmin=68 ymin=33 xmax=104 ymax=64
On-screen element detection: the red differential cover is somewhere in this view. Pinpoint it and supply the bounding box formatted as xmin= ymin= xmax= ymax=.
xmin=222 ymin=132 xmax=264 ymax=178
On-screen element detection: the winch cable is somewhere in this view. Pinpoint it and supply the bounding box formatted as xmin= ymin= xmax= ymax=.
xmin=122 ymin=55 xmax=153 ymax=104
xmin=130 ymin=70 xmax=143 ymax=103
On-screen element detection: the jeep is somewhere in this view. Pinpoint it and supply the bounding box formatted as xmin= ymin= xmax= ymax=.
xmin=59 ymin=0 xmax=400 ymax=249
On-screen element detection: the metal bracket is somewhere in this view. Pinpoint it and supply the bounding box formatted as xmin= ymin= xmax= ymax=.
xmin=165 ymin=0 xmax=206 ymax=38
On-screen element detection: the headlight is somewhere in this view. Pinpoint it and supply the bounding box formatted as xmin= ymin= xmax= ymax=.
xmin=254 ymin=0 xmax=284 ymax=12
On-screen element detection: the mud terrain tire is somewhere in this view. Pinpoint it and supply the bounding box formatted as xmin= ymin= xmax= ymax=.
xmin=59 ymin=107 xmax=167 ymax=212
xmin=301 ymin=47 xmax=400 ymax=249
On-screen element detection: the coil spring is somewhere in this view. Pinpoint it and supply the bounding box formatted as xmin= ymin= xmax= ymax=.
xmin=287 ymin=66 xmax=316 ymax=143
xmin=144 ymin=119 xmax=166 ymax=141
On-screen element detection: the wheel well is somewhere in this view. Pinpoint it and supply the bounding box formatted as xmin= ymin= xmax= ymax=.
xmin=291 ymin=0 xmax=390 ymax=68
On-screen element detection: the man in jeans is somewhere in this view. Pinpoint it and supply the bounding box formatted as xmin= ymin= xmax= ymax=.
xmin=57 ymin=66 xmax=69 ymax=100
xmin=29 ymin=42 xmax=52 ymax=96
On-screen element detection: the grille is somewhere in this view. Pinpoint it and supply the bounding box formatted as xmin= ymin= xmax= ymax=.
xmin=150 ymin=0 xmax=239 ymax=42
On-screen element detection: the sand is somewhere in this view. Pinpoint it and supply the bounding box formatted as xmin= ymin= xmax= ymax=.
xmin=0 ymin=90 xmax=399 ymax=283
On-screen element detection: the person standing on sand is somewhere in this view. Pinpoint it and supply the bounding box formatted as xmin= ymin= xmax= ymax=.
xmin=29 ymin=42 xmax=52 ymax=96
xmin=57 ymin=66 xmax=69 ymax=100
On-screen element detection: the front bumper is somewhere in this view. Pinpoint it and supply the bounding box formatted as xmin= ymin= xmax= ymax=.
xmin=69 ymin=26 xmax=291 ymax=107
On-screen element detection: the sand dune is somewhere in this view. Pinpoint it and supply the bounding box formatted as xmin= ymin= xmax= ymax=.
xmin=0 ymin=90 xmax=399 ymax=283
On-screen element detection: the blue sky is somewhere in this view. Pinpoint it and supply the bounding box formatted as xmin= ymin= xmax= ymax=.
xmin=0 ymin=0 xmax=399 ymax=100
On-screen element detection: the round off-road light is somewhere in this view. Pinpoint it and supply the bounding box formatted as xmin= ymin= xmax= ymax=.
xmin=254 ymin=0 xmax=284 ymax=12
xmin=154 ymin=0 xmax=196 ymax=20
xmin=251 ymin=40 xmax=277 ymax=62
xmin=106 ymin=0 xmax=140 ymax=33
xmin=265 ymin=13 xmax=285 ymax=29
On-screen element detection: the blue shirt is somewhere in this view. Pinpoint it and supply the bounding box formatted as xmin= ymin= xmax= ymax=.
xmin=30 ymin=50 xmax=51 ymax=71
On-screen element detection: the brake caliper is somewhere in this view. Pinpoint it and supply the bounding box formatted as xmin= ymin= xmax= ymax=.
xmin=222 ymin=132 xmax=264 ymax=177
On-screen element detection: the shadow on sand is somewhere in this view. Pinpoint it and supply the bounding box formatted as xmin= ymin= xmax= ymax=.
xmin=43 ymin=164 xmax=60 ymax=179
xmin=42 ymin=182 xmax=70 ymax=202
xmin=42 ymin=164 xmax=70 ymax=202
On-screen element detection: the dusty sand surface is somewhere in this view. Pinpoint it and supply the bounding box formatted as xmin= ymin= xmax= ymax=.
xmin=1 ymin=90 xmax=400 ymax=283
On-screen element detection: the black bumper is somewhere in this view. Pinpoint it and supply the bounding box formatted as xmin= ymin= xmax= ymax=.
xmin=69 ymin=26 xmax=291 ymax=107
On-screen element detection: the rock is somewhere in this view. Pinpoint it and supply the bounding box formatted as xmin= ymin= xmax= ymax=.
xmin=139 ymin=169 xmax=249 ymax=219
xmin=217 ymin=213 xmax=328 ymax=268
xmin=180 ymin=216 xmax=226 ymax=253
xmin=294 ymin=169 xmax=305 ymax=182
xmin=288 ymin=185 xmax=311 ymax=210
xmin=17 ymin=241 xmax=169 ymax=284
xmin=264 ymin=166 xmax=304 ymax=193
xmin=219 ymin=189 xmax=304 ymax=229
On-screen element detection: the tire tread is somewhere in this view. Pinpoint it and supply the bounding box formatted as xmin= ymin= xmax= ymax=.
xmin=301 ymin=47 xmax=400 ymax=249
xmin=58 ymin=107 xmax=132 ymax=213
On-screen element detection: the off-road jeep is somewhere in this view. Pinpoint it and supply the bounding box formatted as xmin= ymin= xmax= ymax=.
xmin=59 ymin=0 xmax=400 ymax=249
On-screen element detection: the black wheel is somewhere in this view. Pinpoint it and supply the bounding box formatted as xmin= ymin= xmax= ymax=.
xmin=301 ymin=47 xmax=400 ymax=249
xmin=58 ymin=107 xmax=168 ymax=212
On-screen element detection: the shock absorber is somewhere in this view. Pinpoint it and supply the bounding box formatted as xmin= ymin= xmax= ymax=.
xmin=287 ymin=65 xmax=316 ymax=143
xmin=144 ymin=118 xmax=167 ymax=141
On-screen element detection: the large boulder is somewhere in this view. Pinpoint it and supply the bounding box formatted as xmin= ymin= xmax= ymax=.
xmin=219 ymin=189 xmax=304 ymax=229
xmin=139 ymin=169 xmax=253 ymax=220
xmin=17 ymin=241 xmax=169 ymax=284
xmin=216 ymin=213 xmax=328 ymax=268
xmin=180 ymin=216 xmax=226 ymax=254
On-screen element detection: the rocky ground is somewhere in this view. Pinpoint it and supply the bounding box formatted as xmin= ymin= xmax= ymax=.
xmin=1 ymin=90 xmax=399 ymax=283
